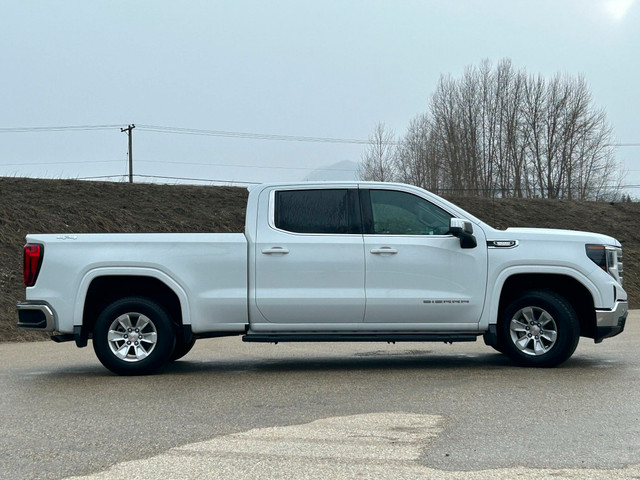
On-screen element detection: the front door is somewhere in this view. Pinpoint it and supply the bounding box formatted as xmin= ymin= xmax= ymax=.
xmin=362 ymin=188 xmax=487 ymax=326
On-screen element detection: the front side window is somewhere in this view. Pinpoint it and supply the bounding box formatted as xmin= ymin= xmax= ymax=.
xmin=369 ymin=189 xmax=452 ymax=235
xmin=275 ymin=189 xmax=358 ymax=234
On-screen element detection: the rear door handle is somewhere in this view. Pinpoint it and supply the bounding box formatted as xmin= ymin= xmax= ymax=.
xmin=262 ymin=247 xmax=290 ymax=254
xmin=370 ymin=247 xmax=398 ymax=255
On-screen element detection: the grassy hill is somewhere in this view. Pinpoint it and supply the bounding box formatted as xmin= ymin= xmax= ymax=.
xmin=1 ymin=177 xmax=637 ymax=342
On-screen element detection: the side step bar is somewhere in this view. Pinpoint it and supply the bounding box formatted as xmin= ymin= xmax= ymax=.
xmin=243 ymin=333 xmax=479 ymax=343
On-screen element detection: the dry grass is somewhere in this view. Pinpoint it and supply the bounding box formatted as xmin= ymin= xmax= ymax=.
xmin=1 ymin=177 xmax=636 ymax=342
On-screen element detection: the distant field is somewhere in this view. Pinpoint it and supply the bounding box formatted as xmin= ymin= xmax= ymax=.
xmin=1 ymin=177 xmax=637 ymax=342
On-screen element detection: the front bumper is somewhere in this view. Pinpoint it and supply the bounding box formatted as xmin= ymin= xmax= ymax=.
xmin=594 ymin=300 xmax=628 ymax=343
xmin=16 ymin=302 xmax=56 ymax=331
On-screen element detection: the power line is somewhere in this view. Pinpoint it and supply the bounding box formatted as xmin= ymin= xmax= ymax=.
xmin=131 ymin=174 xmax=259 ymax=184
xmin=0 ymin=123 xmax=374 ymax=144
xmin=136 ymin=159 xmax=356 ymax=172
xmin=0 ymin=157 xmax=355 ymax=174
xmin=0 ymin=124 xmax=122 ymax=133
xmin=75 ymin=173 xmax=256 ymax=184
xmin=0 ymin=160 xmax=122 ymax=167
xmin=2 ymin=123 xmax=639 ymax=147
xmin=68 ymin=173 xmax=640 ymax=189
xmin=76 ymin=174 xmax=128 ymax=180
xmin=136 ymin=124 xmax=373 ymax=145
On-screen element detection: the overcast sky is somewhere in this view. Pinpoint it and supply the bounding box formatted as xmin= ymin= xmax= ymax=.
xmin=1 ymin=0 xmax=638 ymax=190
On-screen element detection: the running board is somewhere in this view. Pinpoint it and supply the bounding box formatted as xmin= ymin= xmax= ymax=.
xmin=242 ymin=333 xmax=479 ymax=343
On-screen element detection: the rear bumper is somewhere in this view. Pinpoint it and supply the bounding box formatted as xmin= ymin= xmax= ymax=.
xmin=594 ymin=301 xmax=628 ymax=343
xmin=16 ymin=302 xmax=56 ymax=331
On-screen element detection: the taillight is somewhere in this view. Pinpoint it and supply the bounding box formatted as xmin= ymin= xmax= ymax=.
xmin=23 ymin=244 xmax=44 ymax=287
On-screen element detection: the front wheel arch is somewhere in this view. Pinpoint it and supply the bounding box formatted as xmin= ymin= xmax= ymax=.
xmin=497 ymin=273 xmax=595 ymax=339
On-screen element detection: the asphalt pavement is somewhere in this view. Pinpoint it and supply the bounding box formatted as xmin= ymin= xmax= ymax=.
xmin=1 ymin=311 xmax=639 ymax=479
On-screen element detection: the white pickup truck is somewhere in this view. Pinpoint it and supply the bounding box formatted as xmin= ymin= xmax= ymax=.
xmin=18 ymin=182 xmax=628 ymax=375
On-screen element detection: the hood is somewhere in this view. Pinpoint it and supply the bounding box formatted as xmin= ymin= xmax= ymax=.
xmin=501 ymin=227 xmax=620 ymax=247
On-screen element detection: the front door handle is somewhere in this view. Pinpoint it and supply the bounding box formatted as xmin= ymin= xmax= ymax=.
xmin=370 ymin=247 xmax=398 ymax=255
xmin=262 ymin=247 xmax=290 ymax=254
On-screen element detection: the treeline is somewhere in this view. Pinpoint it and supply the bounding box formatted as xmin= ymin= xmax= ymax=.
xmin=359 ymin=59 xmax=624 ymax=200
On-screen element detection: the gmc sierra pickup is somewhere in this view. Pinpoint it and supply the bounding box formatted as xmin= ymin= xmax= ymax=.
xmin=17 ymin=182 xmax=628 ymax=375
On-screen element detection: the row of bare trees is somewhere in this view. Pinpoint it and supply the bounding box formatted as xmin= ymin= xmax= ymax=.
xmin=359 ymin=59 xmax=624 ymax=200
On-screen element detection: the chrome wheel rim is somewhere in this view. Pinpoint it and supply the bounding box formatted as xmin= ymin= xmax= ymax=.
xmin=107 ymin=312 xmax=158 ymax=362
xmin=509 ymin=306 xmax=558 ymax=356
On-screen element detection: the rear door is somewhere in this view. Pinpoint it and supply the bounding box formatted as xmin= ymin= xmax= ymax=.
xmin=254 ymin=187 xmax=365 ymax=324
xmin=361 ymin=188 xmax=487 ymax=326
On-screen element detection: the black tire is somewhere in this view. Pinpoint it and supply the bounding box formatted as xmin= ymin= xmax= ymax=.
xmin=92 ymin=297 xmax=176 ymax=375
xmin=169 ymin=337 xmax=196 ymax=362
xmin=499 ymin=290 xmax=579 ymax=367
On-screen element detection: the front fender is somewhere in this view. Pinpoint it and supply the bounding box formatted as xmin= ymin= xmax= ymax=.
xmin=484 ymin=265 xmax=601 ymax=328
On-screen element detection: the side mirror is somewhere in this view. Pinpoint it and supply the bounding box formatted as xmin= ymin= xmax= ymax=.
xmin=449 ymin=218 xmax=477 ymax=249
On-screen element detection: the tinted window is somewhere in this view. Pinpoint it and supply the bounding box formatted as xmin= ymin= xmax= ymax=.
xmin=275 ymin=189 xmax=357 ymax=234
xmin=369 ymin=190 xmax=452 ymax=235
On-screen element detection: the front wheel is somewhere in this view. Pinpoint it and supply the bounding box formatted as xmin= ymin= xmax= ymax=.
xmin=93 ymin=297 xmax=176 ymax=375
xmin=499 ymin=290 xmax=579 ymax=367
xmin=169 ymin=337 xmax=196 ymax=362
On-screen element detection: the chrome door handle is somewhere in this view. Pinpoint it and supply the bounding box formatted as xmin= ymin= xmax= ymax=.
xmin=370 ymin=247 xmax=398 ymax=255
xmin=262 ymin=247 xmax=290 ymax=254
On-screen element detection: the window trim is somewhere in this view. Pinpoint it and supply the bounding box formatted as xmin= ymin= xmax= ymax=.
xmin=360 ymin=188 xmax=455 ymax=237
xmin=268 ymin=187 xmax=363 ymax=236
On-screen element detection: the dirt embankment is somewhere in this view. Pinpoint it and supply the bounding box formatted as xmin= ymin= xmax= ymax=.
xmin=1 ymin=177 xmax=637 ymax=342
xmin=0 ymin=178 xmax=248 ymax=341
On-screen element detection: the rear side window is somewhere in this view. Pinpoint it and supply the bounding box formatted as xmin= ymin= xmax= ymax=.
xmin=274 ymin=189 xmax=360 ymax=234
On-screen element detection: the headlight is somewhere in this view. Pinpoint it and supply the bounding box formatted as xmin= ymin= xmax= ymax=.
xmin=586 ymin=244 xmax=623 ymax=285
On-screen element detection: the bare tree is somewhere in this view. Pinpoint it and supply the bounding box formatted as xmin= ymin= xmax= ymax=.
xmin=360 ymin=59 xmax=624 ymax=200
xmin=395 ymin=114 xmax=443 ymax=192
xmin=357 ymin=123 xmax=398 ymax=181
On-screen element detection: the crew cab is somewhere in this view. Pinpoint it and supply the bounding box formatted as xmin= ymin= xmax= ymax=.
xmin=17 ymin=182 xmax=628 ymax=374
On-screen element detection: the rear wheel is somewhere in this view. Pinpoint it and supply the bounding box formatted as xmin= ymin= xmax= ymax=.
xmin=93 ymin=297 xmax=176 ymax=375
xmin=499 ymin=290 xmax=579 ymax=367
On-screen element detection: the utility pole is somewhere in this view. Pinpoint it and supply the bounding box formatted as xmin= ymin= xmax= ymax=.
xmin=120 ymin=124 xmax=136 ymax=183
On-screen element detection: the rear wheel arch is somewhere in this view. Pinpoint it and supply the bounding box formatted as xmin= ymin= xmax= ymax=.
xmin=81 ymin=275 xmax=186 ymax=341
